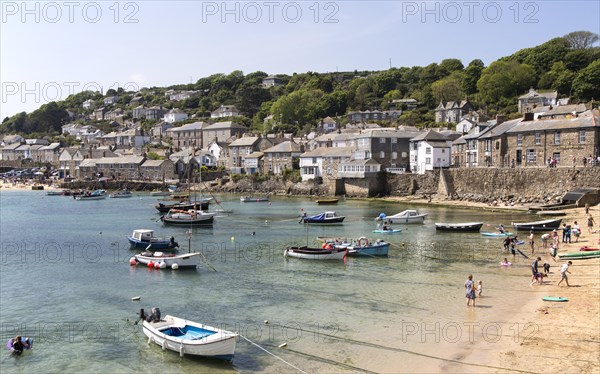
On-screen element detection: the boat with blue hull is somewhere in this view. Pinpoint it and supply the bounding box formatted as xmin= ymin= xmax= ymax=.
xmin=302 ymin=211 xmax=345 ymax=224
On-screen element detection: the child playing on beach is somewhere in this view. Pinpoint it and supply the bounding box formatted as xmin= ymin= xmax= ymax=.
xmin=557 ymin=261 xmax=572 ymax=287
xmin=476 ymin=280 xmax=483 ymax=297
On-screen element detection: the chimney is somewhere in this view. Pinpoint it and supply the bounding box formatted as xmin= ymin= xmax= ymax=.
xmin=523 ymin=112 xmax=534 ymax=121
xmin=496 ymin=115 xmax=506 ymax=125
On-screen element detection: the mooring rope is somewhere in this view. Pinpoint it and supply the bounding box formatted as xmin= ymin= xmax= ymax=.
xmin=239 ymin=334 xmax=307 ymax=374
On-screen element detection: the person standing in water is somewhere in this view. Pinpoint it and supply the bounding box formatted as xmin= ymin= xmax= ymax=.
xmin=465 ymin=274 xmax=476 ymax=306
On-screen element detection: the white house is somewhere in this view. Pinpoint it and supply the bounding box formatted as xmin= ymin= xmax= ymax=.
xmin=409 ymin=130 xmax=452 ymax=174
xmin=299 ymin=147 xmax=353 ymax=182
xmin=211 ymin=105 xmax=240 ymax=119
xmin=163 ymin=109 xmax=188 ymax=123
xmin=83 ymin=99 xmax=95 ymax=110
xmin=104 ymin=96 xmax=118 ymax=105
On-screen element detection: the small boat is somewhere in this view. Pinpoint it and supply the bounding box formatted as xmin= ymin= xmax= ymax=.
xmin=542 ymin=296 xmax=568 ymax=302
xmin=133 ymin=251 xmax=201 ymax=269
xmin=377 ymin=210 xmax=427 ymax=224
xmin=127 ymin=229 xmax=179 ymax=250
xmin=240 ymin=195 xmax=269 ymax=202
xmin=46 ymin=190 xmax=66 ymax=196
xmin=284 ymin=246 xmax=347 ymax=260
xmin=372 ymin=229 xmax=402 ymax=234
xmin=75 ymin=189 xmax=107 ymax=200
xmin=435 ymin=222 xmax=483 ymax=232
xmin=315 ymin=198 xmax=339 ymax=205
xmin=512 ymin=218 xmax=562 ymax=231
xmin=155 ymin=200 xmax=210 ymax=213
xmin=161 ymin=209 xmax=215 ymax=226
xmin=481 ymin=232 xmax=514 ymax=237
xmin=142 ymin=312 xmax=237 ymax=361
xmin=302 ymin=211 xmax=345 ymax=224
xmin=31 ymin=185 xmax=44 ymax=190
xmin=557 ymin=250 xmax=600 ymax=259
xmin=109 ymin=189 xmax=133 ymax=198
xmin=343 ymin=238 xmax=390 ymax=257
xmin=580 ymin=246 xmax=599 ymax=252
xmin=150 ymin=190 xmax=172 ymax=196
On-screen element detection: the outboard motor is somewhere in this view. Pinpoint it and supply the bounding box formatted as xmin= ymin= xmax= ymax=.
xmin=147 ymin=307 xmax=161 ymax=322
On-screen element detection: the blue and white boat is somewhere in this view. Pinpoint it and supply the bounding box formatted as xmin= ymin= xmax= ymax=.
xmin=127 ymin=229 xmax=178 ymax=250
xmin=142 ymin=313 xmax=238 ymax=362
xmin=75 ymin=189 xmax=107 ymax=200
xmin=302 ymin=211 xmax=345 ymax=224
xmin=339 ymin=237 xmax=390 ymax=257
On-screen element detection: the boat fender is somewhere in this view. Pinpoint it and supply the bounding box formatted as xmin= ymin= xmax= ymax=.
xmin=162 ymin=340 xmax=166 ymax=350
xmin=129 ymin=257 xmax=137 ymax=266
xmin=147 ymin=261 xmax=154 ymax=268
xmin=159 ymin=262 xmax=167 ymax=269
xmin=278 ymin=343 xmax=287 ymax=348
xmin=171 ymin=263 xmax=179 ymax=270
xmin=154 ymin=261 xmax=161 ymax=269
xmin=180 ymin=344 xmax=184 ymax=357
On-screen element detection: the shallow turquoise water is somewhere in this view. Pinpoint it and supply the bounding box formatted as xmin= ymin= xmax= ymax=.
xmin=0 ymin=190 xmax=537 ymax=373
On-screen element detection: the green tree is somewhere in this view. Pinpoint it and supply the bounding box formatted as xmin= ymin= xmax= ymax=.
xmin=572 ymin=59 xmax=600 ymax=101
xmin=564 ymin=31 xmax=599 ymax=49
xmin=477 ymin=61 xmax=535 ymax=103
xmin=270 ymin=89 xmax=325 ymax=128
xmin=462 ymin=59 xmax=485 ymax=95
xmin=431 ymin=72 xmax=464 ymax=103
xmin=439 ymin=59 xmax=464 ymax=75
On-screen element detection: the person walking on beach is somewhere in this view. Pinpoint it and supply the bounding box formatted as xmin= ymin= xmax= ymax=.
xmin=528 ymin=230 xmax=535 ymax=254
xmin=465 ymin=274 xmax=476 ymax=306
xmin=476 ymin=280 xmax=483 ymax=297
xmin=587 ymin=214 xmax=596 ymax=234
xmin=557 ymin=261 xmax=573 ymax=287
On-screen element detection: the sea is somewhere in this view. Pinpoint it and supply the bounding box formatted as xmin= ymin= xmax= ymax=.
xmin=0 ymin=190 xmax=540 ymax=373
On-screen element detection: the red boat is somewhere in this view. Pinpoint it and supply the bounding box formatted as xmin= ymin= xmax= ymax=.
xmin=579 ymin=246 xmax=599 ymax=251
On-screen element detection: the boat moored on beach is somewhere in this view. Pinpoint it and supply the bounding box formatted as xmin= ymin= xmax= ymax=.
xmin=435 ymin=222 xmax=484 ymax=232
xmin=512 ymin=218 xmax=562 ymax=231
xmin=141 ymin=311 xmax=237 ymax=361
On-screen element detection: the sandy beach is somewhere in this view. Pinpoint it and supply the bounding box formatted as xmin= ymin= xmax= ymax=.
xmin=375 ymin=195 xmax=600 ymax=373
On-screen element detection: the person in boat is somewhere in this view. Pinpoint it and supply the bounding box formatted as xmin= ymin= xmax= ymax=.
xmin=10 ymin=336 xmax=30 ymax=355
xmin=169 ymin=236 xmax=178 ymax=248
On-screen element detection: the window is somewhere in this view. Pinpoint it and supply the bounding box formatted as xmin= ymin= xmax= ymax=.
xmin=426 ymin=147 xmax=431 ymax=154
xmin=442 ymin=149 xmax=445 ymax=153
xmin=379 ymin=138 xmax=386 ymax=144
xmin=527 ymin=149 xmax=536 ymax=163
xmin=391 ymin=138 xmax=397 ymax=143
xmin=392 ymin=152 xmax=398 ymax=159
xmin=554 ymin=132 xmax=561 ymax=145
xmin=426 ymin=157 xmax=431 ymax=165
xmin=534 ymin=132 xmax=541 ymax=145
xmin=379 ymin=151 xmax=385 ymax=158
xmin=552 ymin=152 xmax=560 ymax=163
xmin=579 ymin=130 xmax=586 ymax=144
xmin=312 ymin=157 xmax=317 ymax=164
xmin=401 ymin=152 xmax=407 ymax=158
xmin=517 ymin=134 xmax=523 ymax=146
xmin=495 ymin=141 xmax=500 ymax=150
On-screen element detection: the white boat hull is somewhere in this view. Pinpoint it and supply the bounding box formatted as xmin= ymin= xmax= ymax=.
xmin=134 ymin=252 xmax=200 ymax=268
xmin=142 ymin=315 xmax=237 ymax=361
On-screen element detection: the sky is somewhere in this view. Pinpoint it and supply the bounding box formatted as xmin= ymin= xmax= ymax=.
xmin=1 ymin=0 xmax=599 ymax=119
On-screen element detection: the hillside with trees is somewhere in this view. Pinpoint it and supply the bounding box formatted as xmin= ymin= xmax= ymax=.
xmin=2 ymin=31 xmax=598 ymax=138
